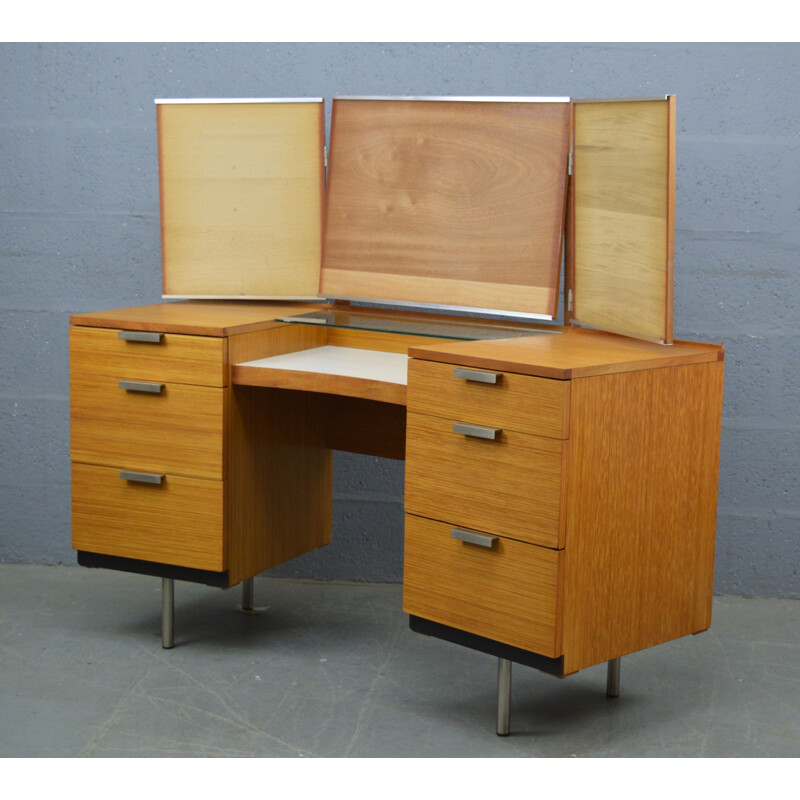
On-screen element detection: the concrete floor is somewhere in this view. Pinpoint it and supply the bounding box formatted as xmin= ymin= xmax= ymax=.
xmin=1 ymin=563 xmax=798 ymax=758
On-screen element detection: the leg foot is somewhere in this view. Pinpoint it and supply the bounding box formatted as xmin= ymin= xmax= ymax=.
xmin=497 ymin=658 xmax=512 ymax=736
xmin=161 ymin=578 xmax=174 ymax=649
xmin=241 ymin=577 xmax=254 ymax=613
xmin=606 ymin=657 xmax=620 ymax=698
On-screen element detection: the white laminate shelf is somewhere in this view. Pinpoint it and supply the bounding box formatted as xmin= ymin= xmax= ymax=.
xmin=233 ymin=346 xmax=409 ymax=404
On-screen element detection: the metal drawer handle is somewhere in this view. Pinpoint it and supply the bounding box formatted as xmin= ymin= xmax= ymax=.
xmin=120 ymin=470 xmax=164 ymax=485
xmin=451 ymin=528 xmax=498 ymax=548
xmin=453 ymin=422 xmax=501 ymax=440
xmin=118 ymin=330 xmax=164 ymax=343
xmin=453 ymin=368 xmax=502 ymax=385
xmin=119 ymin=380 xmax=164 ymax=394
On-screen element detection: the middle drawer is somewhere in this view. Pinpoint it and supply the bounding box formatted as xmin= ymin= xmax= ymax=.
xmin=405 ymin=412 xmax=565 ymax=549
xmin=70 ymin=372 xmax=224 ymax=479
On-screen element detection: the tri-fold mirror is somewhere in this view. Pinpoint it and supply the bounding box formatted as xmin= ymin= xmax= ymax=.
xmin=155 ymin=95 xmax=675 ymax=343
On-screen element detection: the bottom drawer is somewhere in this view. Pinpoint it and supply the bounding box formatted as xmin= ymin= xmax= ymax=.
xmin=403 ymin=514 xmax=562 ymax=657
xmin=72 ymin=462 xmax=224 ymax=572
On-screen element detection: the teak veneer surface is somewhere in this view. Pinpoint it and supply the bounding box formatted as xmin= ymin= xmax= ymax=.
xmin=407 ymin=358 xmax=570 ymax=439
xmin=561 ymin=361 xmax=723 ymax=673
xmin=409 ymin=327 xmax=723 ymax=379
xmin=69 ymin=301 xmax=326 ymax=337
xmin=70 ymin=325 xmax=226 ymax=387
xmin=322 ymin=99 xmax=570 ymax=317
xmin=72 ymin=463 xmax=224 ymax=572
xmin=405 ymin=412 xmax=566 ymax=549
xmin=403 ymin=514 xmax=562 ymax=657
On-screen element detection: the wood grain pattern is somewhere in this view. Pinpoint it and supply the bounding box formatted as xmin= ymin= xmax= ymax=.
xmin=560 ymin=361 xmax=724 ymax=673
xmin=225 ymin=385 xmax=332 ymax=586
xmin=322 ymin=99 xmax=570 ymax=317
xmin=70 ymin=325 xmax=225 ymax=386
xmin=320 ymin=395 xmax=407 ymax=460
xmin=72 ymin=463 xmax=224 ymax=572
xmin=408 ymin=327 xmax=723 ymax=380
xmin=69 ymin=301 xmax=327 ymax=337
xmin=403 ymin=514 xmax=562 ymax=656
xmin=158 ymin=101 xmax=325 ymax=298
xmin=225 ymin=325 xmax=334 ymax=585
xmin=405 ymin=412 xmax=566 ymax=548
xmin=407 ymin=358 xmax=569 ymax=439
xmin=571 ymin=98 xmax=674 ymax=342
xmin=70 ymin=372 xmax=225 ymax=479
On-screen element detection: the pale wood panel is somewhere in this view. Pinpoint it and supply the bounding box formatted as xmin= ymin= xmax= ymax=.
xmin=225 ymin=326 xmax=333 ymax=585
xmin=70 ymin=325 xmax=225 ymax=386
xmin=407 ymin=358 xmax=569 ymax=438
xmin=325 ymin=326 xmax=451 ymax=354
xmin=405 ymin=412 xmax=565 ymax=548
xmin=72 ymin=463 xmax=224 ymax=572
xmin=403 ymin=514 xmax=562 ymax=657
xmin=322 ymin=99 xmax=570 ymax=317
xmin=158 ymin=102 xmax=325 ymax=298
xmin=561 ymin=361 xmax=724 ymax=673
xmin=571 ymin=98 xmax=675 ymax=342
xmin=69 ymin=301 xmax=328 ymax=337
xmin=70 ymin=373 xmax=224 ymax=479
xmin=408 ymin=327 xmax=723 ymax=380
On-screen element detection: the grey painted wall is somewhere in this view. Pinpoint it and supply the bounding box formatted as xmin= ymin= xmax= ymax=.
xmin=1 ymin=43 xmax=797 ymax=596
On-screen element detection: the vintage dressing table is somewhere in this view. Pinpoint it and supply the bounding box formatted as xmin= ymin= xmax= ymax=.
xmin=69 ymin=96 xmax=723 ymax=735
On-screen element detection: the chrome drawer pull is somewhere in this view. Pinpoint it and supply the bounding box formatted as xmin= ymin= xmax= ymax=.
xmin=453 ymin=422 xmax=501 ymax=440
xmin=451 ymin=528 xmax=498 ymax=548
xmin=118 ymin=330 xmax=164 ymax=343
xmin=453 ymin=368 xmax=502 ymax=384
xmin=119 ymin=380 xmax=164 ymax=394
xmin=119 ymin=470 xmax=164 ymax=485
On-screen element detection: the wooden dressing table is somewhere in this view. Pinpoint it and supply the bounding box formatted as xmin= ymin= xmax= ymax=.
xmin=70 ymin=96 xmax=724 ymax=735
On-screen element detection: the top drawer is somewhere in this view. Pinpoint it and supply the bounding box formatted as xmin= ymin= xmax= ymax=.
xmin=407 ymin=358 xmax=569 ymax=439
xmin=70 ymin=326 xmax=226 ymax=387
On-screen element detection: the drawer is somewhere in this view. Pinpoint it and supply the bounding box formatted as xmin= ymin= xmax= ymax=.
xmin=403 ymin=515 xmax=562 ymax=657
xmin=71 ymin=463 xmax=224 ymax=572
xmin=70 ymin=325 xmax=226 ymax=387
xmin=407 ymin=358 xmax=569 ymax=439
xmin=70 ymin=372 xmax=224 ymax=479
xmin=405 ymin=412 xmax=565 ymax=548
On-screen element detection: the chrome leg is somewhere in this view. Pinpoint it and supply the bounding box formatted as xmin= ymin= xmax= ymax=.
xmin=241 ymin=577 xmax=254 ymax=613
xmin=606 ymin=657 xmax=621 ymax=698
xmin=161 ymin=577 xmax=174 ymax=649
xmin=496 ymin=658 xmax=512 ymax=736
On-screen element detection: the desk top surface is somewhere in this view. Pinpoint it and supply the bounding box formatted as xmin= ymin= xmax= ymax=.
xmin=70 ymin=301 xmax=723 ymax=381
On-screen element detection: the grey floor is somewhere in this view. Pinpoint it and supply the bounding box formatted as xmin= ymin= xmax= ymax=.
xmin=1 ymin=564 xmax=798 ymax=758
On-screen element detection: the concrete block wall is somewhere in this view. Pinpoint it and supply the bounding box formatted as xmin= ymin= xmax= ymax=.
xmin=1 ymin=43 xmax=797 ymax=595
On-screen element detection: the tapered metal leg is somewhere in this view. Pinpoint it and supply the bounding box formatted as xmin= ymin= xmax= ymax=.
xmin=496 ymin=658 xmax=512 ymax=736
xmin=606 ymin=657 xmax=621 ymax=698
xmin=241 ymin=577 xmax=254 ymax=613
xmin=161 ymin=577 xmax=174 ymax=649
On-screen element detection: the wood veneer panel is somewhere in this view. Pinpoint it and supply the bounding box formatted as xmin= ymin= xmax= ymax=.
xmin=322 ymin=99 xmax=570 ymax=317
xmin=571 ymin=98 xmax=675 ymax=343
xmin=561 ymin=361 xmax=724 ymax=673
xmin=405 ymin=412 xmax=566 ymax=549
xmin=72 ymin=463 xmax=224 ymax=572
xmin=70 ymin=325 xmax=225 ymax=386
xmin=225 ymin=325 xmax=333 ymax=585
xmin=70 ymin=373 xmax=224 ymax=480
xmin=407 ymin=358 xmax=569 ymax=438
xmin=403 ymin=514 xmax=562 ymax=657
xmin=157 ymin=101 xmax=325 ymax=299
xmin=408 ymin=327 xmax=723 ymax=380
xmin=69 ymin=301 xmax=327 ymax=337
